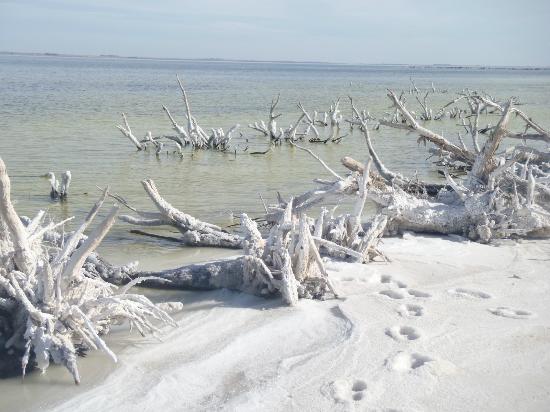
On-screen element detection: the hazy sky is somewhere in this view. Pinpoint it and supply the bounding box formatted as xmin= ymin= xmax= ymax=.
xmin=1 ymin=0 xmax=549 ymax=65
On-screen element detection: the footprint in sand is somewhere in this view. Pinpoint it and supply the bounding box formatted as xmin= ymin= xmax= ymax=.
xmin=379 ymin=275 xmax=408 ymax=289
xmin=398 ymin=303 xmax=424 ymax=318
xmin=351 ymin=379 xmax=368 ymax=401
xmin=387 ymin=351 xmax=434 ymax=372
xmin=489 ymin=306 xmax=536 ymax=319
xmin=379 ymin=290 xmax=406 ymax=300
xmin=385 ymin=326 xmax=422 ymax=341
xmin=448 ymin=288 xmax=492 ymax=299
xmin=407 ymin=289 xmax=431 ymax=298
xmin=326 ymin=378 xmax=368 ymax=403
xmin=342 ymin=276 xmax=368 ymax=283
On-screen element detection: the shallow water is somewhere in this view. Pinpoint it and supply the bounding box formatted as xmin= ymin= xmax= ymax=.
xmin=1 ymin=54 xmax=550 ymax=264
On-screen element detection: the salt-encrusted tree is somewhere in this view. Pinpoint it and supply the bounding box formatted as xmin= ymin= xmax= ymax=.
xmin=117 ymin=76 xmax=239 ymax=152
xmin=344 ymin=90 xmax=550 ymax=241
xmin=0 ymin=158 xmax=178 ymax=383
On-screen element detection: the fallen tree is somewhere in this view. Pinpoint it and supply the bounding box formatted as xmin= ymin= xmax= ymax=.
xmin=345 ymin=90 xmax=550 ymax=241
xmin=110 ymin=207 xmax=340 ymax=306
xmin=111 ymin=173 xmax=388 ymax=301
xmin=113 ymin=179 xmax=243 ymax=249
xmin=242 ymin=88 xmax=550 ymax=243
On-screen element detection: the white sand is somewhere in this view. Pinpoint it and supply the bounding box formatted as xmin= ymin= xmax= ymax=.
xmin=3 ymin=235 xmax=550 ymax=411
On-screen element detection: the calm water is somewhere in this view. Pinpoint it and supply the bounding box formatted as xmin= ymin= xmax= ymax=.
xmin=1 ymin=54 xmax=550 ymax=263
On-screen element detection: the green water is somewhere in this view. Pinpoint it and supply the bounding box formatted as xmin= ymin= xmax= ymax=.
xmin=1 ymin=54 xmax=549 ymax=263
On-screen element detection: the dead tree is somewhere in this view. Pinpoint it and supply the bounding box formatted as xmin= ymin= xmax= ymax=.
xmin=0 ymin=158 xmax=178 ymax=383
xmin=107 ymin=203 xmax=339 ymax=306
xmin=116 ymin=113 xmax=146 ymax=150
xmin=297 ymin=102 xmax=321 ymax=140
xmin=114 ymin=179 xmax=243 ymax=248
xmin=115 ymin=168 xmax=388 ymax=264
xmin=263 ymin=141 xmax=388 ymax=262
xmin=351 ymin=90 xmax=550 ymax=241
xmin=415 ymin=91 xmax=433 ymax=120
xmin=161 ymin=76 xmax=239 ymax=151
xmin=118 ymin=76 xmax=238 ymax=152
xmin=46 ymin=171 xmax=71 ymax=200
xmin=248 ymin=94 xmax=283 ymax=143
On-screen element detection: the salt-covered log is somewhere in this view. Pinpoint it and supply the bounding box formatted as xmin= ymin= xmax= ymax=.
xmin=111 ymin=208 xmax=336 ymax=304
xmin=118 ymin=179 xmax=243 ymax=248
xmin=369 ymin=91 xmax=550 ymax=241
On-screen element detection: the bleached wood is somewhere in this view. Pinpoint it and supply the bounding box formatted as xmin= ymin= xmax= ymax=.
xmin=162 ymin=105 xmax=189 ymax=146
xmin=470 ymin=101 xmax=513 ymax=182
xmin=240 ymin=213 xmax=264 ymax=257
xmin=0 ymin=158 xmax=35 ymax=274
xmin=115 ymin=181 xmax=242 ymax=247
xmin=312 ymin=236 xmax=363 ymax=260
xmin=0 ymin=161 xmax=176 ymax=383
xmin=382 ymin=90 xmax=475 ymax=164
xmin=61 ymin=205 xmax=119 ymax=283
xmin=290 ymin=141 xmax=343 ymax=180
xmin=116 ymin=113 xmax=145 ymax=150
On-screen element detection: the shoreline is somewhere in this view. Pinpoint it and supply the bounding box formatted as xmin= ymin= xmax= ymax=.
xmin=2 ymin=234 xmax=548 ymax=411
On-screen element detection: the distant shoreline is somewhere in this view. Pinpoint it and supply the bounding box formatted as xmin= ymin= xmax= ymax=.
xmin=1 ymin=51 xmax=549 ymax=70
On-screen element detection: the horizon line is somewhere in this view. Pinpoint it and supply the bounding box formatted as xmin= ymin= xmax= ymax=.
xmin=1 ymin=50 xmax=550 ymax=70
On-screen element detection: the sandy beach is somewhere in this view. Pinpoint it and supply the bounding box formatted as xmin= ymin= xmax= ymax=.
xmin=2 ymin=234 xmax=546 ymax=411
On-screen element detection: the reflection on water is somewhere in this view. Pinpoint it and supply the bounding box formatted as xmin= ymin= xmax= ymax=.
xmin=1 ymin=55 xmax=549 ymax=264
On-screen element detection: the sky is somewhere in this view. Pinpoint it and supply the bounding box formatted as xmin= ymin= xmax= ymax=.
xmin=1 ymin=0 xmax=549 ymax=66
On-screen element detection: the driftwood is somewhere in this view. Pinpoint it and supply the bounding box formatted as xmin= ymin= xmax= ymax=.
xmin=348 ymin=90 xmax=550 ymax=241
xmin=46 ymin=171 xmax=71 ymax=200
xmin=248 ymin=94 xmax=283 ymax=142
xmin=108 ymin=165 xmax=389 ymax=273
xmin=247 ymin=96 xmax=349 ymax=146
xmin=115 ymin=161 xmax=389 ymax=261
xmin=262 ymin=88 xmax=550 ymax=243
xmin=118 ymin=76 xmax=239 ymax=153
xmin=259 ymin=143 xmax=388 ymax=262
xmin=115 ymin=180 xmax=243 ymax=248
xmin=116 ymin=113 xmax=146 ymax=150
xmin=0 ymin=158 xmax=178 ymax=383
xmin=163 ymin=75 xmax=239 ymax=151
xmin=108 ymin=206 xmax=339 ymax=306
xmin=248 ymin=96 xmax=314 ymax=145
